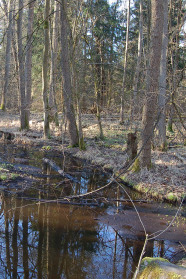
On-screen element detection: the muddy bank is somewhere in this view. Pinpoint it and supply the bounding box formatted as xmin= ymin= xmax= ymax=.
xmin=0 ymin=111 xmax=185 ymax=203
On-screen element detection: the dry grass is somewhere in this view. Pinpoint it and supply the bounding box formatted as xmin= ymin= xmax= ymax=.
xmin=0 ymin=110 xmax=185 ymax=202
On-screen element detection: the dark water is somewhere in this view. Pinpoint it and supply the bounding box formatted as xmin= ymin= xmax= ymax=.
xmin=0 ymin=144 xmax=185 ymax=279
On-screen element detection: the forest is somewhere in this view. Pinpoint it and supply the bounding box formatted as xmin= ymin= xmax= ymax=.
xmin=0 ymin=0 xmax=185 ymax=278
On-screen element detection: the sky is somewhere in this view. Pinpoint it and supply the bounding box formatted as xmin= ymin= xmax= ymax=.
xmin=108 ymin=0 xmax=129 ymax=10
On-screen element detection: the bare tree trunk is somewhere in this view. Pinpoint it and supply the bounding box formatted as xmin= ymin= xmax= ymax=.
xmin=12 ymin=2 xmax=20 ymax=108
xmin=140 ymin=0 xmax=164 ymax=168
xmin=49 ymin=0 xmax=59 ymax=126
xmin=42 ymin=0 xmax=50 ymax=138
xmin=119 ymin=0 xmax=130 ymax=124
xmin=131 ymin=0 xmax=143 ymax=122
xmin=1 ymin=0 xmax=13 ymax=111
xmin=17 ymin=0 xmax=27 ymax=129
xmin=60 ymin=0 xmax=79 ymax=146
xmin=157 ymin=0 xmax=168 ymax=150
xmin=25 ymin=0 xmax=35 ymax=127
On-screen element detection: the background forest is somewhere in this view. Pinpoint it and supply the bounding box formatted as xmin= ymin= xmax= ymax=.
xmin=0 ymin=0 xmax=185 ymax=168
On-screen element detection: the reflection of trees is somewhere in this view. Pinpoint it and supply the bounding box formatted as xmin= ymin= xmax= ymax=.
xmin=0 ymin=196 xmax=100 ymax=278
xmin=0 ymin=195 xmax=176 ymax=279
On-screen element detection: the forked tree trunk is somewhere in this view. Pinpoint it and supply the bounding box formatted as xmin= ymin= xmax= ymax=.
xmin=42 ymin=0 xmax=50 ymax=138
xmin=140 ymin=0 xmax=164 ymax=168
xmin=60 ymin=0 xmax=79 ymax=146
xmin=157 ymin=0 xmax=168 ymax=150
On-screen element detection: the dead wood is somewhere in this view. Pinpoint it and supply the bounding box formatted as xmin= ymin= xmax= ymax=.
xmin=42 ymin=158 xmax=79 ymax=183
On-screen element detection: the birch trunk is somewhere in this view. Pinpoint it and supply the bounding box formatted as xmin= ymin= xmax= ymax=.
xmin=157 ymin=0 xmax=168 ymax=150
xmin=60 ymin=0 xmax=79 ymax=146
xmin=140 ymin=0 xmax=164 ymax=168
xmin=25 ymin=0 xmax=35 ymax=127
xmin=42 ymin=0 xmax=50 ymax=138
xmin=17 ymin=0 xmax=27 ymax=129
xmin=1 ymin=0 xmax=13 ymax=111
xmin=119 ymin=0 xmax=130 ymax=124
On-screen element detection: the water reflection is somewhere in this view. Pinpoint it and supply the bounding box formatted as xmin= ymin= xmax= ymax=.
xmin=0 ymin=195 xmax=181 ymax=279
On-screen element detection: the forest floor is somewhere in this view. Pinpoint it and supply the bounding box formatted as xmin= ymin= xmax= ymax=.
xmin=0 ymin=110 xmax=185 ymax=203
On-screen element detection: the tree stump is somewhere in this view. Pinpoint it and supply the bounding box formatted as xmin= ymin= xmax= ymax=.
xmin=127 ymin=132 xmax=137 ymax=163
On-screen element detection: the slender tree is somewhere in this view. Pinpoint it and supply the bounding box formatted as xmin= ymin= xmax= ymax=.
xmin=25 ymin=0 xmax=35 ymax=127
xmin=119 ymin=0 xmax=130 ymax=124
xmin=140 ymin=0 xmax=164 ymax=168
xmin=17 ymin=0 xmax=27 ymax=129
xmin=60 ymin=0 xmax=79 ymax=146
xmin=156 ymin=0 xmax=168 ymax=150
xmin=49 ymin=0 xmax=59 ymax=126
xmin=131 ymin=0 xmax=143 ymax=122
xmin=42 ymin=0 xmax=50 ymax=138
xmin=1 ymin=0 xmax=13 ymax=111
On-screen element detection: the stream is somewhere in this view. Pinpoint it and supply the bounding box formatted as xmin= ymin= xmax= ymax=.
xmin=0 ymin=144 xmax=185 ymax=279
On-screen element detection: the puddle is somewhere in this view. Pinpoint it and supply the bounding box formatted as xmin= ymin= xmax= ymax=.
xmin=0 ymin=144 xmax=185 ymax=278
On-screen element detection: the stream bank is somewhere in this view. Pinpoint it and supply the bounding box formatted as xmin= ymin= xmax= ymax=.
xmin=0 ymin=110 xmax=185 ymax=204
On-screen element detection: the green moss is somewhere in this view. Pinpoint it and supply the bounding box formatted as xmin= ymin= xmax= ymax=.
xmin=131 ymin=158 xmax=140 ymax=172
xmin=138 ymin=257 xmax=184 ymax=279
xmin=134 ymin=184 xmax=142 ymax=191
xmin=0 ymin=103 xmax=5 ymax=111
xmin=79 ymin=136 xmax=86 ymax=150
xmin=0 ymin=174 xmax=8 ymax=180
xmin=167 ymin=192 xmax=177 ymax=202
xmin=167 ymin=273 xmax=182 ymax=279
xmin=167 ymin=122 xmax=174 ymax=133
xmin=42 ymin=146 xmax=52 ymax=150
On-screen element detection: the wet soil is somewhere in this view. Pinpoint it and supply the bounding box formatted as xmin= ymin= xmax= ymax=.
xmin=0 ymin=139 xmax=185 ymax=277
xmin=0 ymin=110 xmax=185 ymax=203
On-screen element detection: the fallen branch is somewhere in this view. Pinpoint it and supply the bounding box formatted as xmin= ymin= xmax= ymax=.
xmin=42 ymin=158 xmax=79 ymax=183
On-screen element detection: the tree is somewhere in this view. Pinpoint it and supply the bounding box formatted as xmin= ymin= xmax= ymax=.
xmin=156 ymin=0 xmax=168 ymax=150
xmin=140 ymin=0 xmax=164 ymax=168
xmin=25 ymin=0 xmax=35 ymax=128
xmin=1 ymin=0 xmax=13 ymax=111
xmin=49 ymin=0 xmax=59 ymax=126
xmin=119 ymin=0 xmax=130 ymax=124
xmin=17 ymin=0 xmax=27 ymax=129
xmin=60 ymin=0 xmax=79 ymax=146
xmin=42 ymin=0 xmax=50 ymax=138
xmin=131 ymin=0 xmax=143 ymax=122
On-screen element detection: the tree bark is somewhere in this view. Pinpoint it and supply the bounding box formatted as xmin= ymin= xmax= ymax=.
xmin=42 ymin=0 xmax=50 ymax=138
xmin=131 ymin=0 xmax=143 ymax=122
xmin=140 ymin=0 xmax=164 ymax=168
xmin=49 ymin=0 xmax=59 ymax=126
xmin=1 ymin=0 xmax=13 ymax=111
xmin=17 ymin=0 xmax=27 ymax=129
xmin=60 ymin=0 xmax=79 ymax=146
xmin=25 ymin=0 xmax=35 ymax=128
xmin=119 ymin=0 xmax=130 ymax=124
xmin=157 ymin=0 xmax=168 ymax=150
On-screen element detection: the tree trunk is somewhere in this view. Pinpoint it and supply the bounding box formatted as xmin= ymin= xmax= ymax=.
xmin=42 ymin=0 xmax=50 ymax=138
xmin=140 ymin=0 xmax=164 ymax=168
xmin=131 ymin=0 xmax=143 ymax=122
xmin=119 ymin=0 xmax=130 ymax=124
xmin=157 ymin=0 xmax=168 ymax=150
xmin=25 ymin=0 xmax=35 ymax=128
xmin=17 ymin=0 xmax=27 ymax=129
xmin=1 ymin=0 xmax=13 ymax=111
xmin=60 ymin=0 xmax=79 ymax=146
xmin=49 ymin=0 xmax=59 ymax=126
xmin=94 ymin=39 xmax=104 ymax=139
